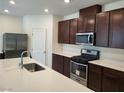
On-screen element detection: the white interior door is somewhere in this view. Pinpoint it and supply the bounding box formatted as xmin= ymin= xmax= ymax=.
xmin=32 ymin=28 xmax=46 ymax=65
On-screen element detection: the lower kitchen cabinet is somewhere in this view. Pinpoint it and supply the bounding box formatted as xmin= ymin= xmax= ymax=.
xmin=102 ymin=67 xmax=124 ymax=92
xmin=88 ymin=64 xmax=102 ymax=92
xmin=63 ymin=57 xmax=70 ymax=78
xmin=52 ymin=54 xmax=64 ymax=74
xmin=52 ymin=54 xmax=70 ymax=78
xmin=88 ymin=63 xmax=124 ymax=92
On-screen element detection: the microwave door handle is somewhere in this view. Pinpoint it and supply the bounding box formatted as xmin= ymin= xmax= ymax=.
xmin=88 ymin=35 xmax=90 ymax=43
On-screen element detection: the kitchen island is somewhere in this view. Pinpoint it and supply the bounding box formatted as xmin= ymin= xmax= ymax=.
xmin=0 ymin=58 xmax=93 ymax=92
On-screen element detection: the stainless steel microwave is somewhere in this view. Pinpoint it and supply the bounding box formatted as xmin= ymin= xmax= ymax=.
xmin=76 ymin=32 xmax=94 ymax=45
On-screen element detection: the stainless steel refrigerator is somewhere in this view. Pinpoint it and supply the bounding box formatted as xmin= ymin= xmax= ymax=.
xmin=3 ymin=33 xmax=28 ymax=58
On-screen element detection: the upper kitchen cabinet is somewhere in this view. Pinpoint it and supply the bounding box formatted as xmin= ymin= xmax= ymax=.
xmin=109 ymin=8 xmax=124 ymax=49
xmin=58 ymin=18 xmax=77 ymax=44
xmin=78 ymin=5 xmax=102 ymax=33
xmin=58 ymin=20 xmax=70 ymax=44
xmin=95 ymin=12 xmax=110 ymax=47
xmin=58 ymin=21 xmax=64 ymax=43
xmin=78 ymin=16 xmax=96 ymax=33
xmin=69 ymin=19 xmax=78 ymax=44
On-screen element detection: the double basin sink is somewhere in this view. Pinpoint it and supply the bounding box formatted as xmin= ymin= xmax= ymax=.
xmin=23 ymin=63 xmax=45 ymax=72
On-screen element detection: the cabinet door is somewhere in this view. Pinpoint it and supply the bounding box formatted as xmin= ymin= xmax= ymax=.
xmin=109 ymin=9 xmax=124 ymax=48
xmin=102 ymin=69 xmax=118 ymax=92
xmin=78 ymin=16 xmax=95 ymax=33
xmin=58 ymin=21 xmax=64 ymax=43
xmin=70 ymin=19 xmax=77 ymax=44
xmin=58 ymin=21 xmax=70 ymax=44
xmin=52 ymin=54 xmax=64 ymax=74
xmin=85 ymin=16 xmax=95 ymax=32
xmin=78 ymin=5 xmax=101 ymax=33
xmin=63 ymin=20 xmax=70 ymax=44
xmin=102 ymin=67 xmax=124 ymax=92
xmin=96 ymin=12 xmax=109 ymax=47
xmin=78 ymin=17 xmax=85 ymax=33
xmin=63 ymin=57 xmax=70 ymax=78
xmin=88 ymin=64 xmax=102 ymax=92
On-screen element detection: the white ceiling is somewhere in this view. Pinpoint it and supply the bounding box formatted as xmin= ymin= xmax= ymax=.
xmin=0 ymin=0 xmax=119 ymax=16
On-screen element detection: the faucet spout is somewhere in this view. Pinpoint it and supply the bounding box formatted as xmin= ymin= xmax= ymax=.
xmin=19 ymin=51 xmax=32 ymax=69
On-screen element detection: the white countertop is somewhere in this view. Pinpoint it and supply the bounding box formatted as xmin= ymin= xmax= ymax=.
xmin=0 ymin=57 xmax=93 ymax=92
xmin=89 ymin=59 xmax=124 ymax=72
xmin=53 ymin=51 xmax=80 ymax=58
xmin=53 ymin=51 xmax=124 ymax=72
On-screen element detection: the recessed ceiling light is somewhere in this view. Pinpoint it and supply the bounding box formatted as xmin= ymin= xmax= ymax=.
xmin=64 ymin=0 xmax=70 ymax=4
xmin=44 ymin=9 xmax=49 ymax=13
xmin=4 ymin=9 xmax=9 ymax=13
xmin=9 ymin=0 xmax=15 ymax=5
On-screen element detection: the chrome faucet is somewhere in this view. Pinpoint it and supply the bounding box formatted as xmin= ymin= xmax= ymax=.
xmin=19 ymin=51 xmax=32 ymax=69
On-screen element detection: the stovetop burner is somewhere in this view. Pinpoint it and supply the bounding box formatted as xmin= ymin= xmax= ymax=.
xmin=71 ymin=49 xmax=100 ymax=64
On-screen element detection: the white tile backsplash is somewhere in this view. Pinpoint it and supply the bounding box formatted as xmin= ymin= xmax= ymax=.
xmin=63 ymin=44 xmax=124 ymax=61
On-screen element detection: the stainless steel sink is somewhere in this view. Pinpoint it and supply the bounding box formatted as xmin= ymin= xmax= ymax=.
xmin=23 ymin=63 xmax=45 ymax=72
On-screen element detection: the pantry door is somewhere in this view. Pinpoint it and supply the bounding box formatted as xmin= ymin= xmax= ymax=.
xmin=32 ymin=28 xmax=46 ymax=65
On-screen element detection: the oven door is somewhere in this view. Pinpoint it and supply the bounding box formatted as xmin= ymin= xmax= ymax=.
xmin=70 ymin=61 xmax=88 ymax=81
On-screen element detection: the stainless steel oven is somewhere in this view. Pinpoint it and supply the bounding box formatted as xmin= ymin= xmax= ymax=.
xmin=70 ymin=61 xmax=88 ymax=86
xmin=70 ymin=49 xmax=100 ymax=86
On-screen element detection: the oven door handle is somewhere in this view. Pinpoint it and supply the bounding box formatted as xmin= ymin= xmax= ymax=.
xmin=71 ymin=60 xmax=88 ymax=67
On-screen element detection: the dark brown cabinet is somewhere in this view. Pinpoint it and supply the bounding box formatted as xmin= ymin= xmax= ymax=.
xmin=109 ymin=8 xmax=124 ymax=48
xmin=52 ymin=54 xmax=70 ymax=78
xmin=58 ymin=21 xmax=64 ymax=43
xmin=52 ymin=54 xmax=64 ymax=74
xmin=95 ymin=12 xmax=110 ymax=47
xmin=102 ymin=68 xmax=124 ymax=92
xmin=79 ymin=5 xmax=102 ymax=17
xmin=88 ymin=64 xmax=102 ymax=92
xmin=58 ymin=5 xmax=124 ymax=49
xmin=78 ymin=5 xmax=102 ymax=33
xmin=63 ymin=57 xmax=70 ymax=78
xmin=88 ymin=63 xmax=124 ymax=92
xmin=58 ymin=20 xmax=70 ymax=44
xmin=96 ymin=8 xmax=124 ymax=49
xmin=78 ymin=16 xmax=96 ymax=33
xmin=58 ymin=19 xmax=77 ymax=44
xmin=69 ymin=19 xmax=78 ymax=44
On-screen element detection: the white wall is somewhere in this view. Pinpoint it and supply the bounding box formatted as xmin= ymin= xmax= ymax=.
xmin=64 ymin=12 xmax=79 ymax=20
xmin=0 ymin=14 xmax=23 ymax=33
xmin=52 ymin=16 xmax=63 ymax=53
xmin=103 ymin=0 xmax=124 ymax=12
xmin=62 ymin=0 xmax=124 ymax=61
xmin=23 ymin=15 xmax=62 ymax=68
xmin=0 ymin=14 xmax=23 ymax=53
